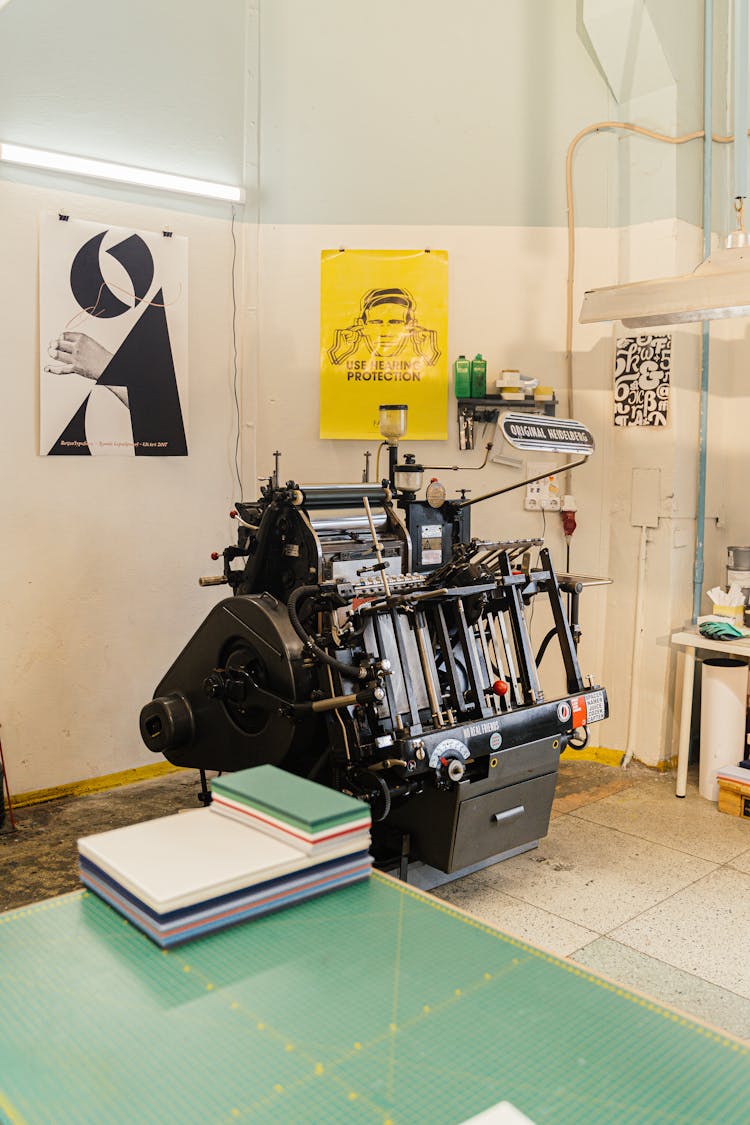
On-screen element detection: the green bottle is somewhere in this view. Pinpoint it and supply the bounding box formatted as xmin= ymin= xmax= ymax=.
xmin=471 ymin=353 xmax=487 ymax=397
xmin=453 ymin=354 xmax=471 ymax=398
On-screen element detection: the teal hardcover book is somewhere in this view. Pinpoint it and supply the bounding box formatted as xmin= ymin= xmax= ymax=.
xmin=211 ymin=766 xmax=369 ymax=833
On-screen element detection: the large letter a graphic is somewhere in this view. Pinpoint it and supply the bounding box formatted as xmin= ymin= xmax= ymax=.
xmin=49 ymin=290 xmax=187 ymax=457
xmin=98 ymin=290 xmax=187 ymax=456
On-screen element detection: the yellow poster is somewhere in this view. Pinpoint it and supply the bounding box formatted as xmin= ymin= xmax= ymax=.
xmin=320 ymin=249 xmax=448 ymax=440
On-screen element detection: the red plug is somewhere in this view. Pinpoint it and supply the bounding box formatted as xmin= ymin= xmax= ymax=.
xmin=561 ymin=509 xmax=577 ymax=537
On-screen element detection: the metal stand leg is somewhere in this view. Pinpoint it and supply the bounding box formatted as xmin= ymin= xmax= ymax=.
xmin=399 ymin=833 xmax=410 ymax=883
xmin=676 ymin=650 xmax=696 ymax=798
xmin=0 ymin=732 xmax=17 ymax=831
xmin=197 ymin=769 xmax=212 ymax=806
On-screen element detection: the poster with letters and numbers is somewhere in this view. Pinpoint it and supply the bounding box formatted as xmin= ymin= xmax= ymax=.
xmin=320 ymin=249 xmax=448 ymax=440
xmin=613 ymin=334 xmax=671 ymax=427
xmin=39 ymin=213 xmax=188 ymax=456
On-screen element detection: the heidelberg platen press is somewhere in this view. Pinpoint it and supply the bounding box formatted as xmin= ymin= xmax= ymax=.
xmin=140 ymin=408 xmax=609 ymax=877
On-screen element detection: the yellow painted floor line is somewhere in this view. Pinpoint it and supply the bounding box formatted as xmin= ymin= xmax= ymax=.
xmin=560 ymin=745 xmax=624 ymax=767
xmin=12 ymin=761 xmax=182 ymax=809
xmin=561 ymin=746 xmax=676 ymax=771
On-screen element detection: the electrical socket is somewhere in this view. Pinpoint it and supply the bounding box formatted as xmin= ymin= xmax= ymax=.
xmin=525 ymin=463 xmax=561 ymax=511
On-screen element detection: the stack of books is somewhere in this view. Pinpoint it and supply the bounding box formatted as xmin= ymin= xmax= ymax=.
xmin=78 ymin=766 xmax=372 ymax=947
xmin=210 ymin=765 xmax=372 ymax=856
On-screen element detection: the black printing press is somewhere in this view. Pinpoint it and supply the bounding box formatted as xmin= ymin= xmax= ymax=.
xmin=140 ymin=407 xmax=609 ymax=876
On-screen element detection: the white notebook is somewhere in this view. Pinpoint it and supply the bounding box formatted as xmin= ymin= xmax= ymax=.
xmin=78 ymin=809 xmax=311 ymax=913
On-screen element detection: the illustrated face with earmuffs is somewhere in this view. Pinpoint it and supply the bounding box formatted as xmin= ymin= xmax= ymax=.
xmin=327 ymin=287 xmax=440 ymax=365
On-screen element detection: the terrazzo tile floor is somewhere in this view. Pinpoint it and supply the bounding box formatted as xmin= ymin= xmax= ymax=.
xmin=3 ymin=758 xmax=750 ymax=1043
xmin=435 ymin=760 xmax=750 ymax=1044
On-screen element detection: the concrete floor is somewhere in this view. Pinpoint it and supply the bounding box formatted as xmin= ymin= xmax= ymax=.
xmin=0 ymin=769 xmax=206 ymax=910
xmin=435 ymin=761 xmax=750 ymax=1045
xmin=3 ymin=759 xmax=750 ymax=1044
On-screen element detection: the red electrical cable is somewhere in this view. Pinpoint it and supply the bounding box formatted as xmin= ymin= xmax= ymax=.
xmin=0 ymin=731 xmax=17 ymax=831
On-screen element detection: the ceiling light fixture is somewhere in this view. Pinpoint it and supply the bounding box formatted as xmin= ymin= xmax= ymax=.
xmin=580 ymin=0 xmax=748 ymax=329
xmin=0 ymin=142 xmax=245 ymax=204
xmin=579 ymin=245 xmax=750 ymax=328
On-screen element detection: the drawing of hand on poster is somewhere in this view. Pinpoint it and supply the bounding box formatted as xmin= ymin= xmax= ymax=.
xmin=40 ymin=214 xmax=188 ymax=456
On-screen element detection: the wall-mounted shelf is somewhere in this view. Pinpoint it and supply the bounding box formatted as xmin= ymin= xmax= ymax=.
xmin=457 ymin=395 xmax=557 ymax=449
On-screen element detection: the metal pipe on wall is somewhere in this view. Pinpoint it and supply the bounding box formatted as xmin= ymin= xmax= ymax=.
xmin=623 ymin=524 xmax=650 ymax=768
xmin=734 ymin=0 xmax=749 ymax=203
xmin=693 ymin=0 xmax=714 ymax=623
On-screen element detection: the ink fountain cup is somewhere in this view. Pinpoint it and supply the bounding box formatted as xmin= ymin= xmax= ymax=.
xmin=378 ymin=404 xmax=408 ymax=445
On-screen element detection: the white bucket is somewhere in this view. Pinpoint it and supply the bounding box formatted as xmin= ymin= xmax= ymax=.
xmin=727 ymin=568 xmax=750 ymax=598
xmin=699 ymin=658 xmax=748 ymax=801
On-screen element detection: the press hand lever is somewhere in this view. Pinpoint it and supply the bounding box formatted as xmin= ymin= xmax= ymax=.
xmin=356 ymin=561 xmax=388 ymax=576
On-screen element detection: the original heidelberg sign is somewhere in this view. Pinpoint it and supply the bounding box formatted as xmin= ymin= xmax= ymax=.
xmin=499 ymin=413 xmax=595 ymax=456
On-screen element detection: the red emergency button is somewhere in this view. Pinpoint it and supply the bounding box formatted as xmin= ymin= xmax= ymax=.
xmin=492 ymin=679 xmax=509 ymax=697
xmin=211 ymin=552 xmax=220 ymax=561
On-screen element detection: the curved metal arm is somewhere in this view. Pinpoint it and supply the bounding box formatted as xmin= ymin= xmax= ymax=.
xmin=457 ymin=456 xmax=589 ymax=508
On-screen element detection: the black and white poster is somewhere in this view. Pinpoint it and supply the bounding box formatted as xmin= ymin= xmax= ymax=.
xmin=40 ymin=214 xmax=188 ymax=456
xmin=613 ymin=334 xmax=671 ymax=427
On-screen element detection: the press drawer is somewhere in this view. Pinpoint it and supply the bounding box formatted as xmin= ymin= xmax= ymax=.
xmin=449 ymin=772 xmax=557 ymax=872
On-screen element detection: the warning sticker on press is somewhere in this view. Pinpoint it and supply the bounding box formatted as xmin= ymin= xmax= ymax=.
xmin=585 ymin=691 xmax=606 ymax=723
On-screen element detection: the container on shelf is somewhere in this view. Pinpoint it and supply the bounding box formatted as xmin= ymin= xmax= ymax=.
xmin=453 ymin=355 xmax=471 ymax=399
xmin=470 ymin=354 xmax=487 ymax=397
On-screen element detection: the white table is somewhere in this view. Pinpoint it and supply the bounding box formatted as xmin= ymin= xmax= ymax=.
xmin=671 ymin=629 xmax=750 ymax=796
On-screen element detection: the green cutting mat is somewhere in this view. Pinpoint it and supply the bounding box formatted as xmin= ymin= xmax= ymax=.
xmin=0 ymin=873 xmax=748 ymax=1124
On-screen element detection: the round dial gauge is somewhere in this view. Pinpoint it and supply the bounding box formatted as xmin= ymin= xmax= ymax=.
xmin=428 ymin=737 xmax=470 ymax=771
xmin=426 ymin=479 xmax=446 ymax=509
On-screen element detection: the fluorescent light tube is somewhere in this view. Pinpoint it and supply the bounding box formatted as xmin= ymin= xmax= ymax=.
xmin=0 ymin=142 xmax=244 ymax=203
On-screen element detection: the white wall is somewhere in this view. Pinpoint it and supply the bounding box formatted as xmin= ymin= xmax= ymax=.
xmin=0 ymin=0 xmax=247 ymax=186
xmin=254 ymin=216 xmax=719 ymax=768
xmin=258 ymin=0 xmax=617 ymax=228
xmin=0 ymin=0 xmax=255 ymax=793
xmin=1 ymin=0 xmax=732 ymax=791
xmin=255 ymin=221 xmax=617 ymax=703
xmin=0 ymin=183 xmax=241 ymax=792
